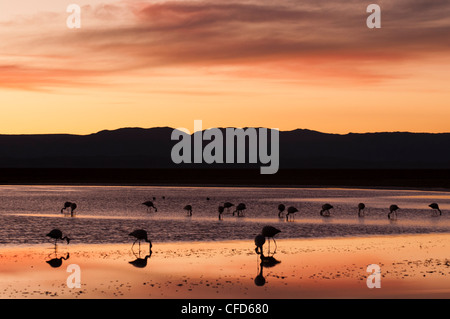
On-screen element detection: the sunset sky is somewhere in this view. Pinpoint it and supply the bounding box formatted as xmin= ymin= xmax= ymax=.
xmin=0 ymin=0 xmax=449 ymax=134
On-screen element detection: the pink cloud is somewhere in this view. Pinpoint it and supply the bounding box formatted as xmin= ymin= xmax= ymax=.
xmin=1 ymin=0 xmax=449 ymax=89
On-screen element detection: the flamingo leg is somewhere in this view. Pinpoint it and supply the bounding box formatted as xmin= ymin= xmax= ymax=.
xmin=131 ymin=239 xmax=138 ymax=250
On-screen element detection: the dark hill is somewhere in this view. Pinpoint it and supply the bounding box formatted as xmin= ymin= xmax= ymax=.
xmin=0 ymin=127 xmax=448 ymax=169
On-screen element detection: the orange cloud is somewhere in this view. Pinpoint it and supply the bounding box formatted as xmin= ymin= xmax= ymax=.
xmin=1 ymin=0 xmax=449 ymax=90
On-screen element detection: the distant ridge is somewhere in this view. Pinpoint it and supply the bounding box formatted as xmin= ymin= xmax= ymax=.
xmin=0 ymin=127 xmax=449 ymax=169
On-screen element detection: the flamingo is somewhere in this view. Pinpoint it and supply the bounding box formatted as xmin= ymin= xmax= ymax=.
xmin=60 ymin=202 xmax=72 ymax=214
xmin=358 ymin=203 xmax=366 ymax=217
xmin=69 ymin=202 xmax=77 ymax=217
xmin=233 ymin=203 xmax=246 ymax=217
xmin=277 ymin=204 xmax=286 ymax=218
xmin=388 ymin=204 xmax=399 ymax=219
xmin=320 ymin=204 xmax=333 ymax=217
xmin=286 ymin=206 xmax=298 ymax=221
xmin=261 ymin=226 xmax=281 ymax=254
xmin=184 ymin=205 xmax=193 ymax=216
xmin=429 ymin=203 xmax=441 ymax=216
xmin=218 ymin=206 xmax=225 ymax=220
xmin=129 ymin=229 xmax=152 ymax=251
xmin=46 ymin=229 xmax=71 ymax=246
xmin=142 ymin=201 xmax=157 ymax=212
xmin=254 ymin=234 xmax=266 ymax=255
xmin=224 ymin=202 xmax=234 ymax=212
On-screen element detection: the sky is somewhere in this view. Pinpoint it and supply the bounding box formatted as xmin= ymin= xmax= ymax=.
xmin=0 ymin=0 xmax=449 ymax=134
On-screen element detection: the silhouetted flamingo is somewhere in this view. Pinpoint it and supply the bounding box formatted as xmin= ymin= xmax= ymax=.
xmin=60 ymin=202 xmax=72 ymax=214
xmin=46 ymin=229 xmax=70 ymax=246
xmin=388 ymin=204 xmax=399 ymax=219
xmin=429 ymin=203 xmax=442 ymax=216
xmin=69 ymin=202 xmax=77 ymax=217
xmin=233 ymin=203 xmax=246 ymax=216
xmin=218 ymin=206 xmax=225 ymax=220
xmin=224 ymin=202 xmax=234 ymax=211
xmin=262 ymin=226 xmax=281 ymax=254
xmin=278 ymin=204 xmax=286 ymax=218
xmin=286 ymin=206 xmax=298 ymax=221
xmin=184 ymin=205 xmax=192 ymax=216
xmin=142 ymin=201 xmax=157 ymax=212
xmin=358 ymin=203 xmax=366 ymax=217
xmin=320 ymin=204 xmax=333 ymax=217
xmin=129 ymin=229 xmax=152 ymax=250
xmin=254 ymin=234 xmax=266 ymax=255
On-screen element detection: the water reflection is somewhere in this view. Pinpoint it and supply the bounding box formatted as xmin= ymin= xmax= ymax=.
xmin=129 ymin=251 xmax=152 ymax=268
xmin=254 ymin=255 xmax=281 ymax=287
xmin=46 ymin=252 xmax=70 ymax=268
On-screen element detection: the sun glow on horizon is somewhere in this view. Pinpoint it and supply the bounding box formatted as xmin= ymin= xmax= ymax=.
xmin=0 ymin=0 xmax=449 ymax=135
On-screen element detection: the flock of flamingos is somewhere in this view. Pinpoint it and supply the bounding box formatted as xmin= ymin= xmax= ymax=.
xmin=45 ymin=198 xmax=444 ymax=256
xmin=140 ymin=199 xmax=443 ymax=220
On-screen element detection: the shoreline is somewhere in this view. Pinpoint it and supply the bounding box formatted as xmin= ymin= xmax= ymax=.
xmin=2 ymin=229 xmax=450 ymax=251
xmin=0 ymin=232 xmax=448 ymax=250
xmin=1 ymin=182 xmax=450 ymax=194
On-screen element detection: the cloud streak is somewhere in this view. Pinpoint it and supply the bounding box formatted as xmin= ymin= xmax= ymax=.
xmin=1 ymin=0 xmax=449 ymax=89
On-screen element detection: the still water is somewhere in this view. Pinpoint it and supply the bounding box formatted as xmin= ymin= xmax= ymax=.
xmin=0 ymin=185 xmax=449 ymax=245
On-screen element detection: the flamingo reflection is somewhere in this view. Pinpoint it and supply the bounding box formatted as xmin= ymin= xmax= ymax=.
xmin=46 ymin=253 xmax=70 ymax=268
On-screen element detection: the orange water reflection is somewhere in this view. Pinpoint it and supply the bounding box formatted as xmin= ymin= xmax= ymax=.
xmin=0 ymin=234 xmax=449 ymax=298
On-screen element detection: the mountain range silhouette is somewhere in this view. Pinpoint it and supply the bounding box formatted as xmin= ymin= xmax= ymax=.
xmin=0 ymin=127 xmax=449 ymax=169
